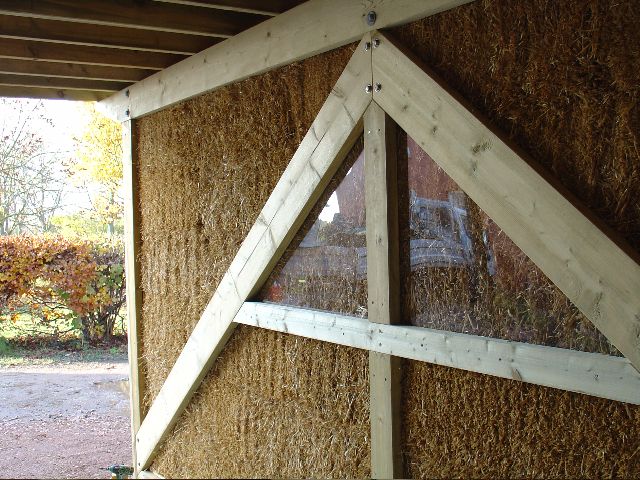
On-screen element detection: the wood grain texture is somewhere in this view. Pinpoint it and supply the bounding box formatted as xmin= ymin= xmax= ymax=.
xmin=99 ymin=0 xmax=474 ymax=120
xmin=364 ymin=102 xmax=403 ymax=479
xmin=235 ymin=302 xmax=640 ymax=405
xmin=122 ymin=121 xmax=145 ymax=477
xmin=371 ymin=31 xmax=640 ymax=371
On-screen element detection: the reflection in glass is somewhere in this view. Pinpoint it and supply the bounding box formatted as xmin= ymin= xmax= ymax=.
xmin=402 ymin=135 xmax=618 ymax=356
xmin=260 ymin=146 xmax=368 ymax=317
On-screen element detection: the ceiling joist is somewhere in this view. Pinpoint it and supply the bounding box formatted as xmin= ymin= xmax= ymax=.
xmin=0 ymin=59 xmax=154 ymax=83
xmin=0 ymin=0 xmax=267 ymax=37
xmin=0 ymin=38 xmax=185 ymax=69
xmin=0 ymin=14 xmax=219 ymax=54
xmin=0 ymin=85 xmax=110 ymax=101
xmin=152 ymin=0 xmax=305 ymax=16
xmin=0 ymin=73 xmax=127 ymax=93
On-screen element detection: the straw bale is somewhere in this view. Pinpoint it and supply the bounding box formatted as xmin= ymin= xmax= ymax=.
xmin=136 ymin=44 xmax=370 ymax=477
xmin=403 ymin=361 xmax=640 ymax=478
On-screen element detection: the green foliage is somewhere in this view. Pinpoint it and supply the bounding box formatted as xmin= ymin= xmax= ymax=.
xmin=50 ymin=212 xmax=124 ymax=241
xmin=65 ymin=104 xmax=123 ymax=235
xmin=0 ymin=235 xmax=126 ymax=345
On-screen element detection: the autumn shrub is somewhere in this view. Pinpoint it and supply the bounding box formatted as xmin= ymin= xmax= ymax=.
xmin=0 ymin=235 xmax=125 ymax=345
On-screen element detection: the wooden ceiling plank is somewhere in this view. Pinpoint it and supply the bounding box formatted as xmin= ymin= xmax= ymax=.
xmin=0 ymin=59 xmax=154 ymax=83
xmin=0 ymin=85 xmax=110 ymax=101
xmin=0 ymin=14 xmax=218 ymax=54
xmin=0 ymin=0 xmax=266 ymax=37
xmin=0 ymin=38 xmax=186 ymax=70
xmin=151 ymin=0 xmax=305 ymax=16
xmin=0 ymin=73 xmax=128 ymax=92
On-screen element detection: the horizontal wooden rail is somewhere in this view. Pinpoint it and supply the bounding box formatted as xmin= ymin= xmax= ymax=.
xmin=235 ymin=302 xmax=640 ymax=405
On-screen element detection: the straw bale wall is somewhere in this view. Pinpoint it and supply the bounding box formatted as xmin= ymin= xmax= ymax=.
xmin=135 ymin=0 xmax=639 ymax=477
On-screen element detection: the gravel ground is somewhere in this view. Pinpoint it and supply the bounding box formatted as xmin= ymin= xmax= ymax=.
xmin=0 ymin=359 xmax=131 ymax=479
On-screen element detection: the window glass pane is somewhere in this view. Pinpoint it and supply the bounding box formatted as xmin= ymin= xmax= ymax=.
xmin=401 ymin=134 xmax=618 ymax=356
xmin=259 ymin=140 xmax=367 ymax=317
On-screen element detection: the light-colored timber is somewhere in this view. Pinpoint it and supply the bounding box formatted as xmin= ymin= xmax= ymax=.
xmin=235 ymin=302 xmax=640 ymax=405
xmin=123 ymin=121 xmax=145 ymax=478
xmin=99 ymin=0 xmax=474 ymax=120
xmin=364 ymin=102 xmax=403 ymax=479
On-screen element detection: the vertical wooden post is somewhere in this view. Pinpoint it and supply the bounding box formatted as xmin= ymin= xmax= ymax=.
xmin=364 ymin=102 xmax=403 ymax=479
xmin=122 ymin=119 xmax=144 ymax=476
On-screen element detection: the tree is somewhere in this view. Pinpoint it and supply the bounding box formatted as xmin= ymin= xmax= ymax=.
xmin=66 ymin=104 xmax=123 ymax=237
xmin=0 ymin=99 xmax=65 ymax=234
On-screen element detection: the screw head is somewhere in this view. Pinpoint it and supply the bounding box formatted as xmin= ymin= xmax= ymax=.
xmin=374 ymin=83 xmax=382 ymax=92
xmin=125 ymin=89 xmax=130 ymax=97
xmin=366 ymin=11 xmax=377 ymax=26
xmin=125 ymin=109 xmax=130 ymax=117
xmin=373 ymin=38 xmax=381 ymax=48
xmin=364 ymin=41 xmax=371 ymax=51
xmin=365 ymin=84 xmax=373 ymax=93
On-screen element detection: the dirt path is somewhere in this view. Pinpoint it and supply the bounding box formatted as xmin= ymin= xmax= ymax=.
xmin=0 ymin=359 xmax=131 ymax=479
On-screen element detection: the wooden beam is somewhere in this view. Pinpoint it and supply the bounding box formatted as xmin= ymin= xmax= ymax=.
xmin=235 ymin=302 xmax=640 ymax=405
xmin=0 ymin=14 xmax=217 ymax=54
xmin=138 ymin=471 xmax=164 ymax=480
xmin=371 ymin=31 xmax=640 ymax=371
xmin=0 ymin=0 xmax=266 ymax=37
xmin=364 ymin=102 xmax=403 ymax=479
xmin=0 ymin=59 xmax=153 ymax=83
xmin=152 ymin=0 xmax=303 ymax=16
xmin=0 ymin=38 xmax=184 ymax=70
xmin=133 ymin=37 xmax=373 ymax=471
xmin=99 ymin=0 xmax=474 ymax=121
xmin=0 ymin=73 xmax=127 ymax=92
xmin=0 ymin=85 xmax=109 ymax=101
xmin=122 ymin=120 xmax=145 ymax=478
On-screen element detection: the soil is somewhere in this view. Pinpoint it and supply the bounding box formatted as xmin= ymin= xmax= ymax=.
xmin=0 ymin=355 xmax=131 ymax=479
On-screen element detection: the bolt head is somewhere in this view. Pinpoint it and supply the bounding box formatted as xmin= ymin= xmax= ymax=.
xmin=374 ymin=83 xmax=382 ymax=92
xmin=366 ymin=11 xmax=377 ymax=26
xmin=365 ymin=84 xmax=373 ymax=93
xmin=373 ymin=38 xmax=381 ymax=48
xmin=364 ymin=41 xmax=371 ymax=51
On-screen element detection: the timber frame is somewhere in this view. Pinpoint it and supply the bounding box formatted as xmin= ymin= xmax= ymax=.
xmin=109 ymin=5 xmax=640 ymax=479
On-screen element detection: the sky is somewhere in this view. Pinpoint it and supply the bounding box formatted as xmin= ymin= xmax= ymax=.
xmin=0 ymin=97 xmax=95 ymax=214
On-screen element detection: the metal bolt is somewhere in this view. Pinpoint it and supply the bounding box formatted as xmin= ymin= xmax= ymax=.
xmin=365 ymin=84 xmax=373 ymax=93
xmin=374 ymin=83 xmax=382 ymax=92
xmin=366 ymin=10 xmax=377 ymax=26
xmin=373 ymin=37 xmax=381 ymax=48
xmin=125 ymin=89 xmax=130 ymax=97
xmin=125 ymin=109 xmax=130 ymax=117
xmin=364 ymin=41 xmax=371 ymax=51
